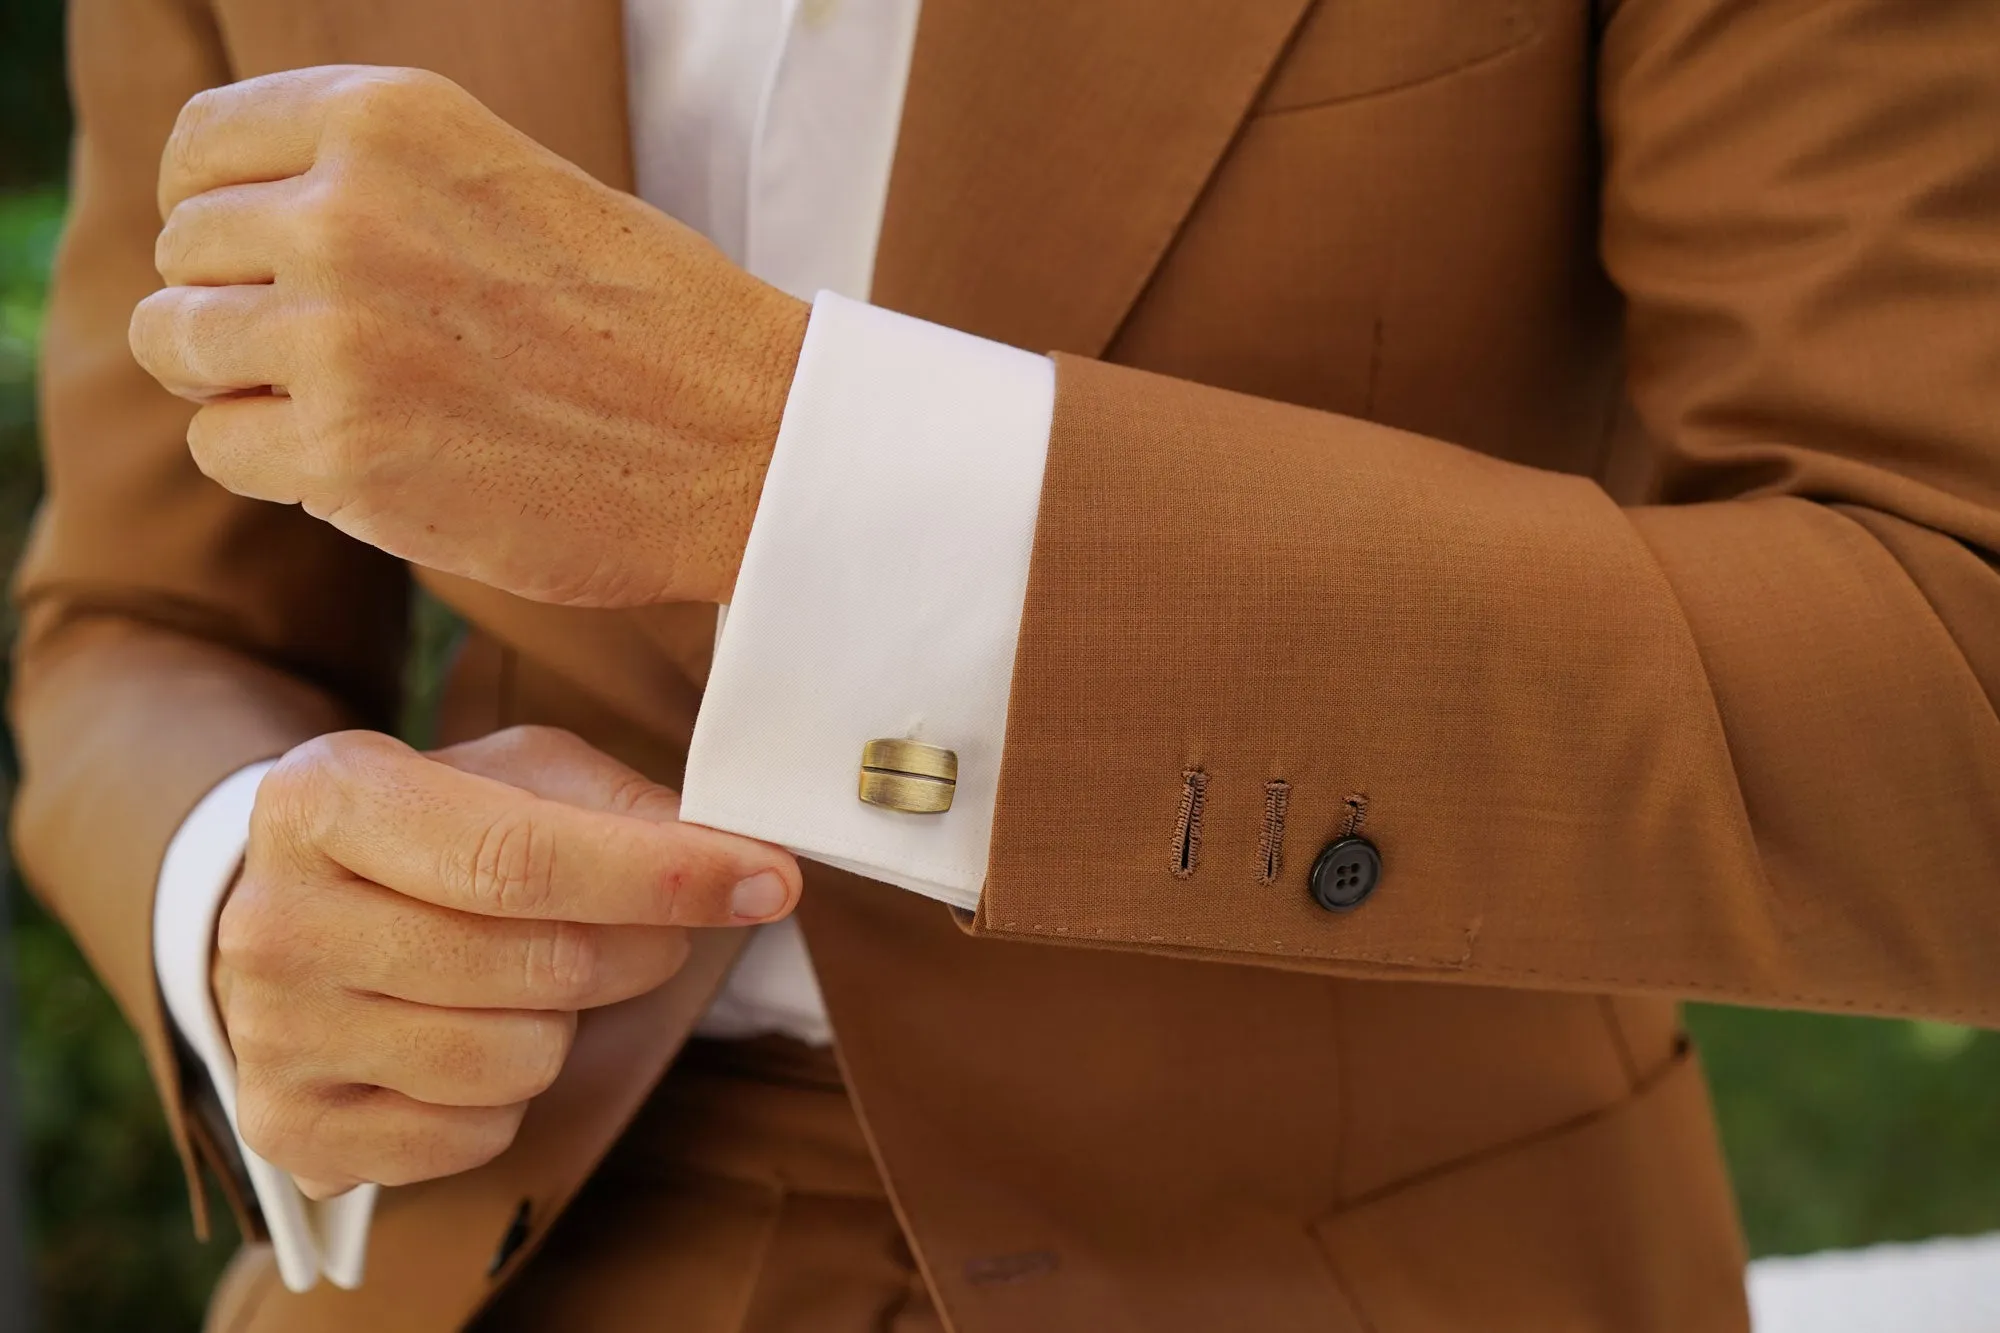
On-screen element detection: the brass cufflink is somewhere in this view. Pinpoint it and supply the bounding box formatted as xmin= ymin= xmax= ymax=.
xmin=858 ymin=739 xmax=958 ymax=813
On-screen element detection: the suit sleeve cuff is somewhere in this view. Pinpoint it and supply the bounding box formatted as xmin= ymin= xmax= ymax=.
xmin=681 ymin=290 xmax=1053 ymax=909
xmin=152 ymin=759 xmax=378 ymax=1292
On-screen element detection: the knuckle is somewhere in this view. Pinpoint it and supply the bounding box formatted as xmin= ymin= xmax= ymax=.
xmin=434 ymin=1106 xmax=526 ymax=1181
xmin=255 ymin=745 xmax=336 ymax=854
xmin=152 ymin=215 xmax=188 ymax=283
xmin=164 ymin=90 xmax=219 ymax=177
xmin=152 ymin=194 xmax=218 ymax=285
xmin=525 ymin=919 xmax=599 ymax=1005
xmin=234 ymin=1081 xmax=309 ymax=1166
xmin=660 ymin=927 xmax=693 ymax=978
xmin=496 ymin=724 xmax=580 ymax=760
xmin=473 ymin=1103 xmax=529 ymax=1165
xmin=513 ymin=1015 xmax=573 ymax=1099
xmin=313 ymin=729 xmax=403 ymax=786
xmin=257 ymin=731 xmax=404 ymax=856
xmin=215 ymin=882 xmax=299 ymax=983
xmin=126 ymin=291 xmax=175 ymax=373
xmin=330 ymin=68 xmax=452 ymax=140
xmin=130 ymin=289 xmax=205 ymax=371
xmin=604 ymin=771 xmax=679 ymax=823
xmin=219 ymin=998 xmax=287 ymax=1067
xmin=214 ymin=899 xmax=275 ymax=979
xmin=295 ymin=182 xmax=375 ymax=272
xmin=466 ymin=812 xmax=555 ymax=915
xmin=166 ymin=289 xmax=215 ymax=360
xmin=382 ymin=1106 xmax=522 ymax=1187
xmin=184 ymin=407 xmax=228 ymax=483
xmin=459 ymin=724 xmax=577 ymax=775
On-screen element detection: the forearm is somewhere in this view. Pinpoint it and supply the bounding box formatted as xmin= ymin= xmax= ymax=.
xmin=675 ymin=292 xmax=1998 ymax=1024
xmin=677 ymin=0 xmax=2000 ymax=1025
xmin=11 ymin=615 xmax=364 ymax=1026
xmin=966 ymin=353 xmax=2000 ymax=1024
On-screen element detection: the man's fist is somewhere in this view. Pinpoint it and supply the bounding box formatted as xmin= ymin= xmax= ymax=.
xmin=212 ymin=726 xmax=800 ymax=1198
xmin=128 ymin=65 xmax=809 ymax=608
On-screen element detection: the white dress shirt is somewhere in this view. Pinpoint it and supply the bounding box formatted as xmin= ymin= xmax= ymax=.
xmin=151 ymin=0 xmax=1054 ymax=1293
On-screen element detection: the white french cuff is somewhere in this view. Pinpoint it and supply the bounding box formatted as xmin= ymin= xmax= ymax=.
xmin=682 ymin=291 xmax=1054 ymax=909
xmin=153 ymin=760 xmax=378 ymax=1293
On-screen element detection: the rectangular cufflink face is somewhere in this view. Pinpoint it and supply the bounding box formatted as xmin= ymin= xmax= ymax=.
xmin=858 ymin=739 xmax=957 ymax=812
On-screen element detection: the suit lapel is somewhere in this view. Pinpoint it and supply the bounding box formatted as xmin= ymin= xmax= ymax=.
xmin=873 ymin=0 xmax=1315 ymax=356
xmin=234 ymin=0 xmax=1310 ymax=356
xmin=219 ymin=0 xmax=634 ymax=190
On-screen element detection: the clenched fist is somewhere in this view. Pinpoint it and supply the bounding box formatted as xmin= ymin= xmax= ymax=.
xmin=129 ymin=65 xmax=810 ymax=608
xmin=213 ymin=726 xmax=800 ymax=1198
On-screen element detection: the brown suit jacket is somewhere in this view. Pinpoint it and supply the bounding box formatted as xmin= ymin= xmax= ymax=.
xmin=17 ymin=0 xmax=2000 ymax=1327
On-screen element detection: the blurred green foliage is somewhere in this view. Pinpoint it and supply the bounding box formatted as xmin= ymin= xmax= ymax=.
xmin=2 ymin=6 xmax=1999 ymax=1331
xmin=1689 ymin=1006 xmax=2000 ymax=1256
xmin=0 ymin=0 xmax=70 ymax=188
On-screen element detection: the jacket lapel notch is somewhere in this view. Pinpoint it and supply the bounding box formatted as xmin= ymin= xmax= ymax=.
xmin=873 ymin=0 xmax=1315 ymax=358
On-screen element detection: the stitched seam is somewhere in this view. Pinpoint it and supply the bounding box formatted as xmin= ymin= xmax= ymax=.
xmin=1252 ymin=22 xmax=1539 ymax=121
xmin=978 ymin=915 xmax=1998 ymax=1025
xmin=1339 ymin=793 xmax=1368 ymax=838
xmin=1257 ymin=780 xmax=1291 ymax=884
xmin=218 ymin=1266 xmax=278 ymax=1333
xmin=1597 ymin=996 xmax=1642 ymax=1091
xmin=1308 ymin=1244 xmax=1384 ymax=1333
xmin=1171 ymin=769 xmax=1208 ymax=879
xmin=1305 ymin=981 xmax=1377 ymax=1331
xmin=990 ymin=918 xmax=1466 ymax=968
xmin=1331 ymin=1045 xmax=1692 ymax=1216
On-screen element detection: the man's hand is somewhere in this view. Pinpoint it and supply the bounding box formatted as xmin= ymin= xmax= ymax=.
xmin=128 ymin=66 xmax=810 ymax=608
xmin=212 ymin=726 xmax=800 ymax=1198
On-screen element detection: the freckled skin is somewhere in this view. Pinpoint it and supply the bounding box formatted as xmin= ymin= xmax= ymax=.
xmin=130 ymin=64 xmax=811 ymax=608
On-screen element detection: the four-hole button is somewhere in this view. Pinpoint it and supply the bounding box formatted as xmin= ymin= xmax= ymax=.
xmin=1309 ymin=836 xmax=1381 ymax=912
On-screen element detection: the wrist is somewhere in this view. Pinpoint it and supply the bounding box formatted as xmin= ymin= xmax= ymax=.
xmin=703 ymin=285 xmax=810 ymax=604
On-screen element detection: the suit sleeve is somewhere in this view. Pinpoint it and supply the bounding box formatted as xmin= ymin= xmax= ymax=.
xmin=8 ymin=0 xmax=409 ymax=1234
xmin=970 ymin=0 xmax=2000 ymax=1026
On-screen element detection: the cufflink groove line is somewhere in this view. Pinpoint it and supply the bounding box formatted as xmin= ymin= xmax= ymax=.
xmin=858 ymin=738 xmax=958 ymax=813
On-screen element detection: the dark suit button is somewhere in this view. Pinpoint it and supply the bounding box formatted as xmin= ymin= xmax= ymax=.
xmin=1309 ymin=836 xmax=1380 ymax=912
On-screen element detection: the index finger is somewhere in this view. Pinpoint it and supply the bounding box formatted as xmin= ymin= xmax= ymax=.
xmin=266 ymin=735 xmax=800 ymax=927
xmin=157 ymin=65 xmax=380 ymax=217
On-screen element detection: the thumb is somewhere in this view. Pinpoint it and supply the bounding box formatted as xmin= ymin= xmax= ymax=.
xmin=428 ymin=725 xmax=802 ymax=923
